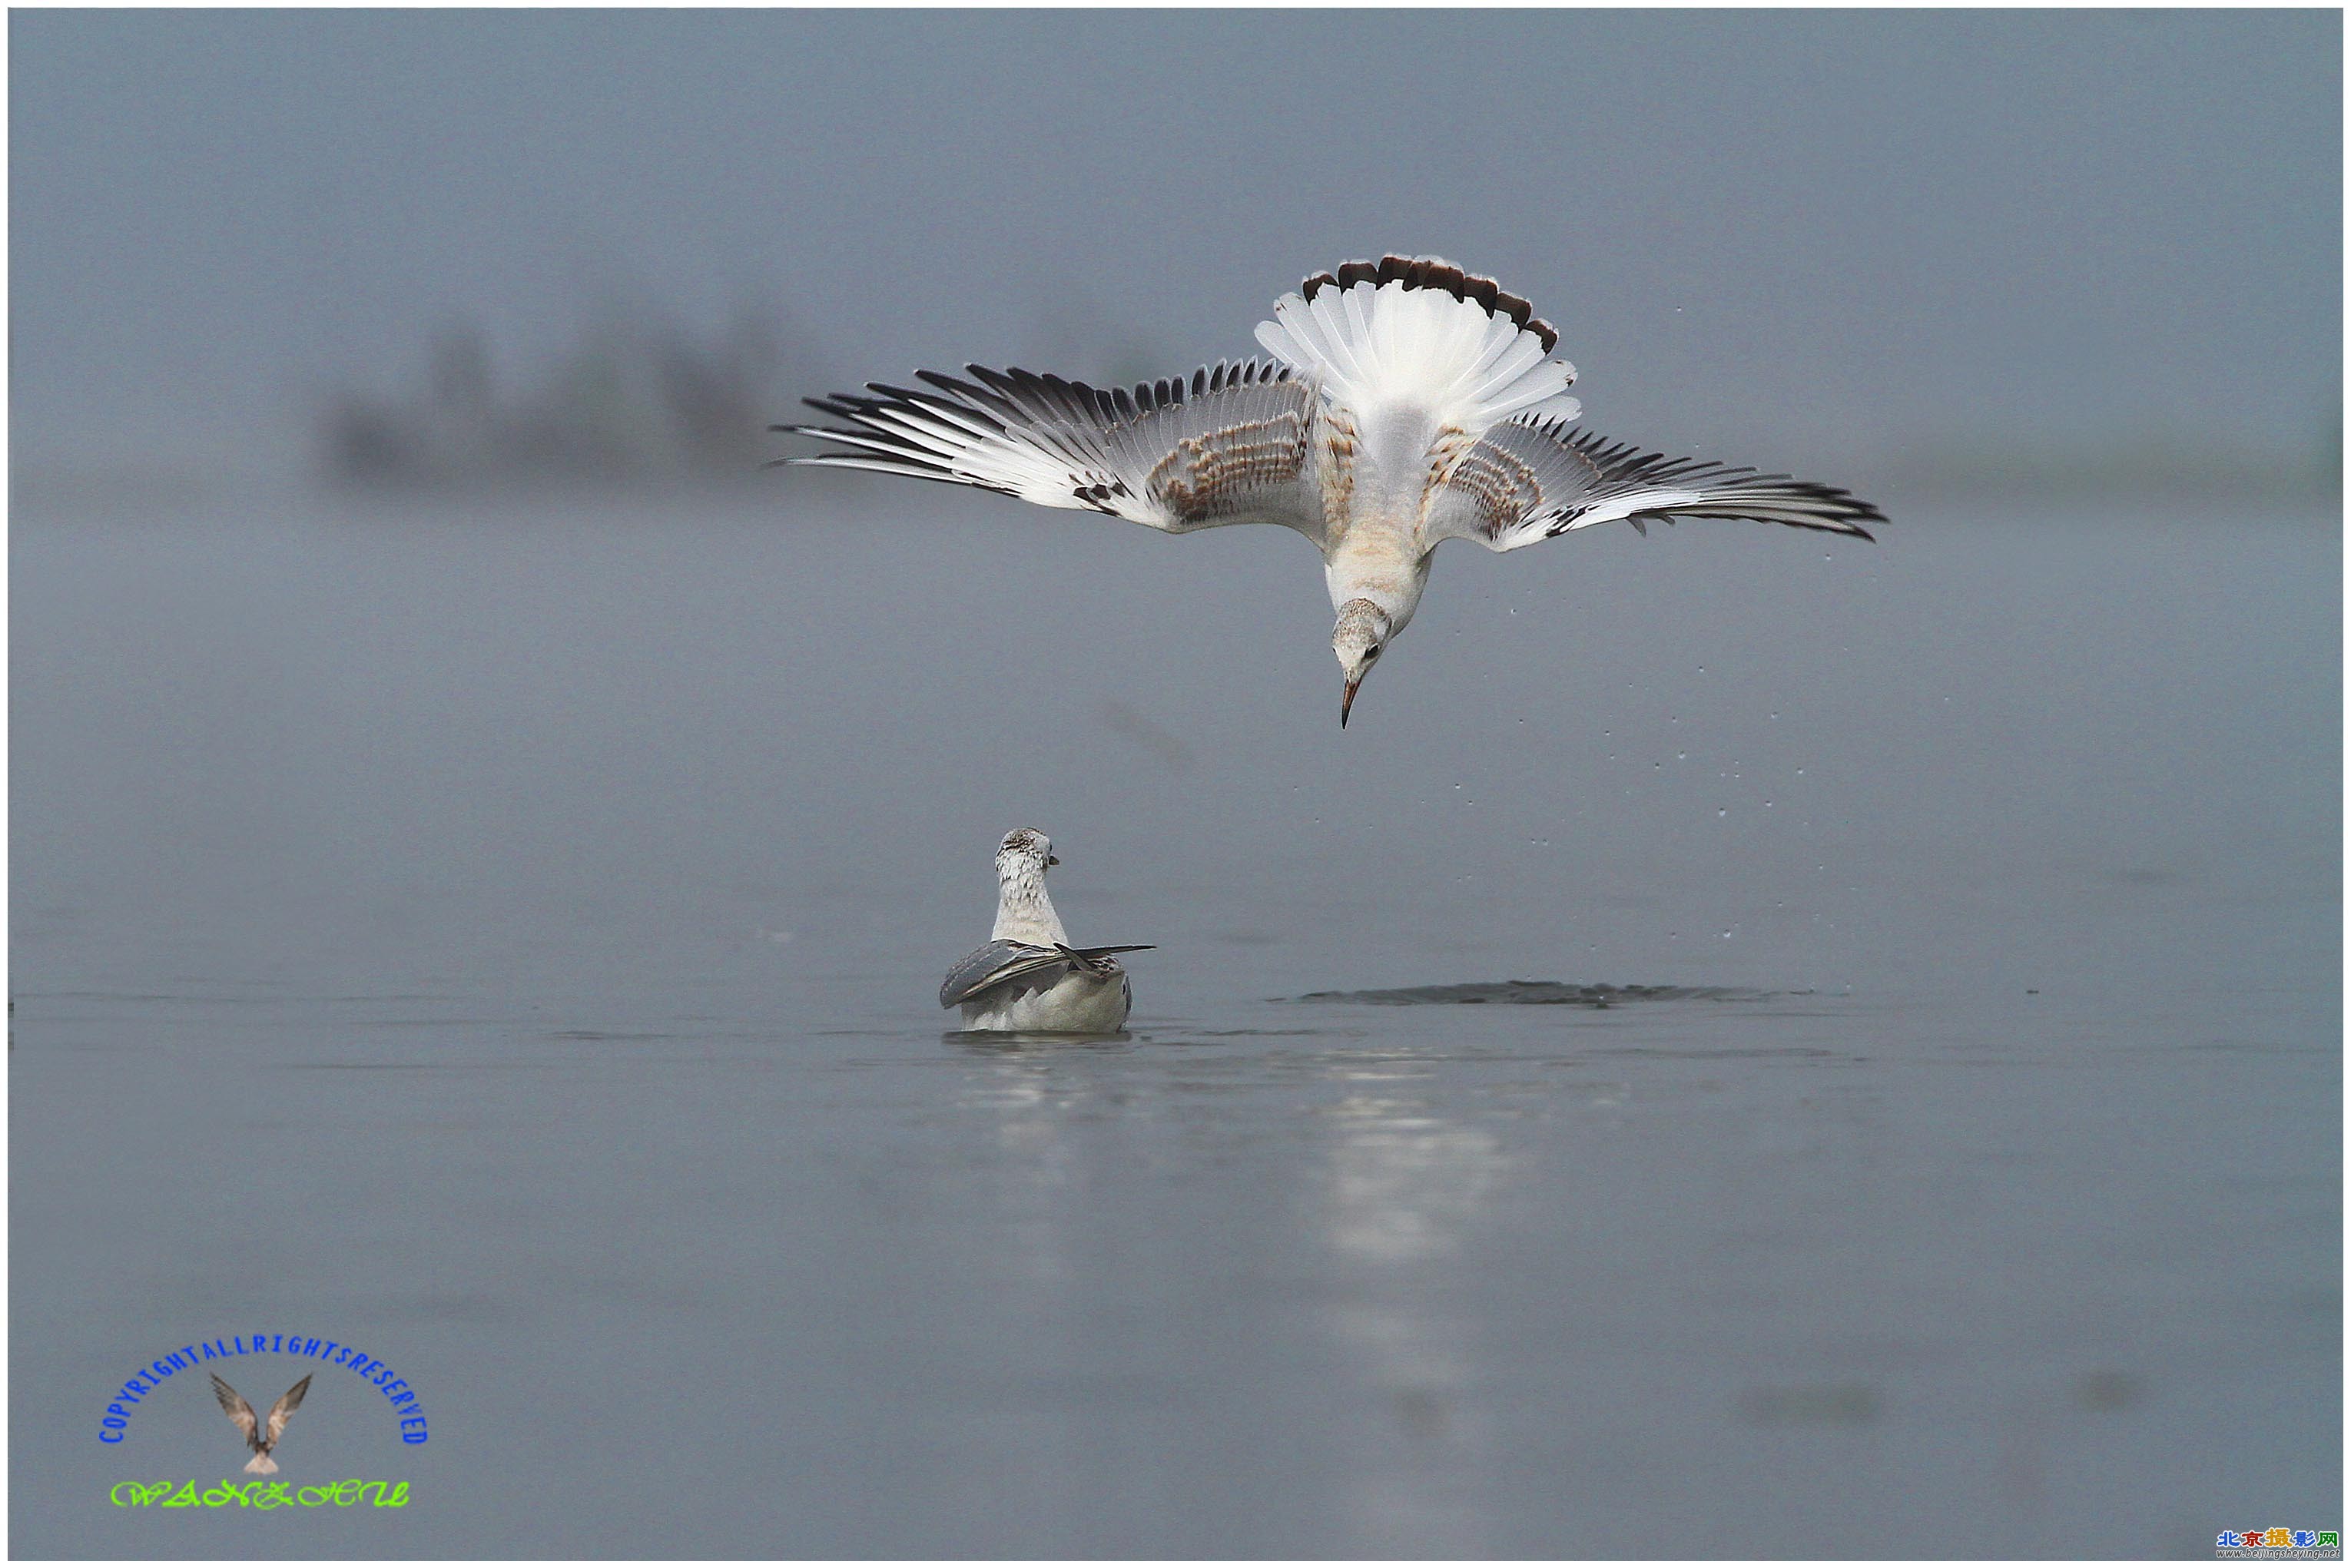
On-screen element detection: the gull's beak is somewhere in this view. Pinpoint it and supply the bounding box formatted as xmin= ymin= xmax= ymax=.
xmin=1340 ymin=675 xmax=1361 ymax=728
xmin=1046 ymin=855 xmax=1059 ymax=867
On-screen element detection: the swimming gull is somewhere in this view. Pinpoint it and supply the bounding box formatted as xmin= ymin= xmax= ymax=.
xmin=940 ymin=829 xmax=1151 ymax=1033
xmin=782 ymin=254 xmax=1885 ymax=726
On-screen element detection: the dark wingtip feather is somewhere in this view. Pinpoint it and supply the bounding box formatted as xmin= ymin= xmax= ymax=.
xmin=1299 ymin=254 xmax=1559 ymax=353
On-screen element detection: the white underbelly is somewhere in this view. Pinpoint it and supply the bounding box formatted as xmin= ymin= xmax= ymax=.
xmin=960 ymin=968 xmax=1132 ymax=1033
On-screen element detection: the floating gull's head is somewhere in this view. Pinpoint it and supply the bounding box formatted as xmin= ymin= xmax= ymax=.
xmin=1332 ymin=598 xmax=1394 ymax=728
xmin=996 ymin=827 xmax=1059 ymax=881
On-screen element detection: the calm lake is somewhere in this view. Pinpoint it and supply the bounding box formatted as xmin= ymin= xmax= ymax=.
xmin=11 ymin=482 xmax=2339 ymax=1556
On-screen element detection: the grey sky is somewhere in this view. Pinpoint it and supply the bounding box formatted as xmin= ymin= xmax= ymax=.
xmin=11 ymin=8 xmax=2340 ymax=476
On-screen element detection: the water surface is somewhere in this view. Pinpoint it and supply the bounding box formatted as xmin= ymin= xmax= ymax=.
xmin=12 ymin=487 xmax=2339 ymax=1556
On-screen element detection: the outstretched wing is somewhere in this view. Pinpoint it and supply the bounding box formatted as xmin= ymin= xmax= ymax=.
xmin=211 ymin=1374 xmax=260 ymax=1450
xmin=1424 ymin=418 xmax=1883 ymax=552
xmin=265 ymin=1376 xmax=310 ymax=1446
xmin=782 ymin=360 xmax=1326 ymax=540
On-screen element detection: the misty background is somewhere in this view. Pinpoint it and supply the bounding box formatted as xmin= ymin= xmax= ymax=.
xmin=10 ymin=8 xmax=2341 ymax=496
xmin=11 ymin=10 xmax=2340 ymax=1558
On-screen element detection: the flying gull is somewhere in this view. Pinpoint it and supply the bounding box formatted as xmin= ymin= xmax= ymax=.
xmin=782 ymin=255 xmax=1884 ymax=725
xmin=211 ymin=1373 xmax=310 ymax=1475
xmin=940 ymin=829 xmax=1151 ymax=1033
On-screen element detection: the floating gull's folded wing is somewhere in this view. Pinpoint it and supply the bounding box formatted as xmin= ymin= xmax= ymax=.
xmin=1056 ymin=943 xmax=1153 ymax=975
xmin=784 ymin=361 xmax=1328 ymax=541
xmin=940 ymin=941 xmax=1064 ymax=1009
xmin=939 ymin=942 xmax=1155 ymax=1009
xmin=1423 ymin=417 xmax=1884 ymax=552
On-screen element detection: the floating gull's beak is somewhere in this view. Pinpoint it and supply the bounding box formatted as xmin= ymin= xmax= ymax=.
xmin=1340 ymin=675 xmax=1361 ymax=728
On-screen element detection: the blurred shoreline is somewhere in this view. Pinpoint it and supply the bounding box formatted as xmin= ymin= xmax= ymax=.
xmin=8 ymin=300 xmax=2339 ymax=520
xmin=13 ymin=299 xmax=2333 ymax=514
xmin=314 ymin=303 xmax=817 ymax=494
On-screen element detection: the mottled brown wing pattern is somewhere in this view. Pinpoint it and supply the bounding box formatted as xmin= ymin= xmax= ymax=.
xmin=1425 ymin=418 xmax=1883 ymax=551
xmin=784 ymin=360 xmax=1327 ymax=539
xmin=1141 ymin=408 xmax=1313 ymax=527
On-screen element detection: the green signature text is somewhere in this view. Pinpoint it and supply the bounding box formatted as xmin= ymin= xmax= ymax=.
xmin=111 ymin=1480 xmax=409 ymax=1509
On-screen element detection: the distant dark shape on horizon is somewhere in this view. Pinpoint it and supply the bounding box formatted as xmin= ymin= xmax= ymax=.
xmin=320 ymin=307 xmax=808 ymax=492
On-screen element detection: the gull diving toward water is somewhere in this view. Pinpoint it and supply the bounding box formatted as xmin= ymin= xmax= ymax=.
xmin=940 ymin=829 xmax=1151 ymax=1033
xmin=210 ymin=1373 xmax=310 ymax=1474
xmin=782 ymin=255 xmax=1884 ymax=726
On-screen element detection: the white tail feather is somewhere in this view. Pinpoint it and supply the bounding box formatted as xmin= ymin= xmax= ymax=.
xmin=1254 ymin=259 xmax=1577 ymax=438
xmin=245 ymin=1453 xmax=277 ymax=1475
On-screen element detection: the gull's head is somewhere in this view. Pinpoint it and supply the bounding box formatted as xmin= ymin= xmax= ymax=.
xmin=996 ymin=827 xmax=1058 ymax=881
xmin=1331 ymin=599 xmax=1394 ymax=728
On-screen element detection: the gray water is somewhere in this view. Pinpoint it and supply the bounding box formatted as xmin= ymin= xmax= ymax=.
xmin=11 ymin=485 xmax=2339 ymax=1556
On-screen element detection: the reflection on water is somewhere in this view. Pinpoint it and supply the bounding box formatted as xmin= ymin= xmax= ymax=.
xmin=951 ymin=1030 xmax=1136 ymax=1049
xmin=1315 ymin=1066 xmax=1517 ymax=1555
xmin=1319 ymin=1090 xmax=1508 ymax=1265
